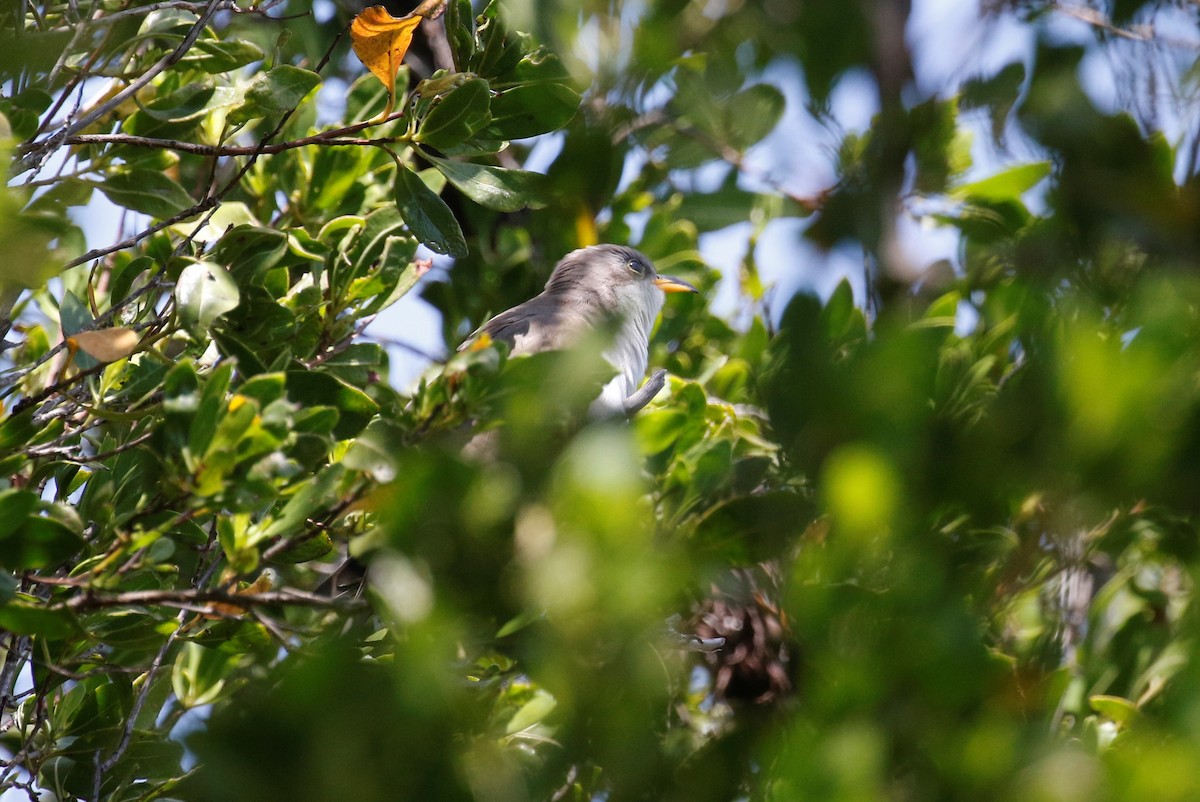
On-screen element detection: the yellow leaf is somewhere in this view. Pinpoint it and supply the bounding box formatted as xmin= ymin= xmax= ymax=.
xmin=69 ymin=327 xmax=140 ymax=362
xmin=350 ymin=5 xmax=422 ymax=117
xmin=467 ymin=332 xmax=493 ymax=352
xmin=574 ymin=207 xmax=598 ymax=247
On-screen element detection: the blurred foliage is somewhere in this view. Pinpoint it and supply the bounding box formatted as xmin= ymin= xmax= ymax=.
xmin=4 ymin=0 xmax=1200 ymax=801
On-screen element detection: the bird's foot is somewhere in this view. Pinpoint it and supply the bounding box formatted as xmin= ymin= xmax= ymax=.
xmin=623 ymin=369 xmax=667 ymax=416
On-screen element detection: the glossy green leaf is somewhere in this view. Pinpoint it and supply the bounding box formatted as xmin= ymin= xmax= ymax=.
xmin=229 ymin=65 xmax=321 ymax=124
xmin=428 ymin=155 xmax=548 ymax=211
xmin=393 ymin=163 xmax=468 ymax=257
xmin=486 ymin=83 xmax=580 ymax=140
xmin=176 ymin=261 xmax=241 ymax=335
xmin=414 ymin=77 xmax=492 ymax=149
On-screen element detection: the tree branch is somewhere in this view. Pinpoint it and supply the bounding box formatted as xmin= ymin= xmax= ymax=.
xmin=51 ymin=586 xmax=367 ymax=612
xmin=64 ymin=113 xmax=407 ymax=157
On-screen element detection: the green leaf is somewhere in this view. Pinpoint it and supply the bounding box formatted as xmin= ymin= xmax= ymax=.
xmin=0 ymin=488 xmax=39 ymax=539
xmin=505 ymin=688 xmax=556 ymax=735
xmin=187 ymin=38 xmax=265 ymax=73
xmin=349 ymin=206 xmax=405 ymax=266
xmin=1089 ymin=694 xmax=1140 ymax=725
xmin=359 ymin=235 xmax=423 ymax=314
xmin=239 ymin=373 xmax=288 ymax=406
xmin=229 ymin=65 xmax=321 ymax=124
xmin=344 ymin=419 xmax=403 ymax=482
xmin=134 ymin=82 xmax=217 ymax=123
xmin=258 ymin=464 xmax=347 ymax=541
xmin=414 ymin=77 xmax=492 ymax=150
xmin=0 ymin=516 xmax=85 ymax=571
xmin=0 ymin=572 xmax=16 ymax=606
xmin=394 ymin=163 xmax=468 ymax=257
xmin=96 ymin=170 xmax=195 ymax=219
xmin=444 ymin=0 xmax=475 ymax=71
xmin=428 ymin=155 xmax=547 ymax=211
xmin=0 ymin=408 xmax=38 ymax=453
xmin=176 ymin=261 xmax=241 ymax=335
xmin=285 ymin=371 xmax=379 ymax=439
xmin=723 ymin=84 xmax=785 ymax=151
xmin=691 ymin=492 xmax=816 ymax=563
xmin=486 ymin=83 xmax=580 ymax=140
xmin=950 ymin=162 xmax=1052 ymax=202
xmin=309 ymin=146 xmax=369 ymax=212
xmin=188 ymin=362 xmax=234 ymax=457
xmin=172 ymin=642 xmax=232 ymax=709
xmin=212 ymin=226 xmax=288 ymax=280
xmin=0 ymin=600 xmax=76 ymax=638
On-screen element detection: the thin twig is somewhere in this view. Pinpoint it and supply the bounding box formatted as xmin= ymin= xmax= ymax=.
xmin=93 ymin=621 xmax=182 ymax=794
xmin=63 ymin=196 xmax=217 ymax=269
xmin=8 ymin=361 xmax=108 ymax=415
xmin=64 ymin=115 xmax=407 ymax=157
xmin=55 ymin=586 xmax=366 ymax=612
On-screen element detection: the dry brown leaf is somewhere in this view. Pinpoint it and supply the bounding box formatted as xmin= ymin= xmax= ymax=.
xmin=350 ymin=6 xmax=423 ymax=119
xmin=206 ymin=570 xmax=277 ymax=619
xmin=69 ymin=327 xmax=140 ymax=362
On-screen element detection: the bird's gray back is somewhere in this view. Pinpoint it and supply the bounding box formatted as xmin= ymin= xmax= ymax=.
xmin=476 ymin=293 xmax=597 ymax=356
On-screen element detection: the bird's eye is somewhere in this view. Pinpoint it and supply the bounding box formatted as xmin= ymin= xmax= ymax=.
xmin=626 ymin=259 xmax=645 ymax=275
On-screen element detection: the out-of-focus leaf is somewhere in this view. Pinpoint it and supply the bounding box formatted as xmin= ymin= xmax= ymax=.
xmin=950 ymin=162 xmax=1052 ymax=202
xmin=1090 ymin=694 xmax=1140 ymax=725
xmin=724 ymin=84 xmax=785 ymax=151
xmin=257 ymin=464 xmax=346 ymax=540
xmin=0 ymin=488 xmax=39 ymax=539
xmin=285 ymin=371 xmax=379 ymax=439
xmin=344 ymin=418 xmax=403 ymax=482
xmin=504 ymin=688 xmax=556 ymax=735
xmin=691 ymin=492 xmax=815 ymax=562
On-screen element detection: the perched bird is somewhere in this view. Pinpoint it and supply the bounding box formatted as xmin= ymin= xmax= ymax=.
xmin=318 ymin=245 xmax=696 ymax=598
xmin=461 ymin=244 xmax=697 ymax=417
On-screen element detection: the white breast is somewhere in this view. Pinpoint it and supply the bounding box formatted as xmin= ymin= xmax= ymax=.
xmin=588 ymin=281 xmax=663 ymax=417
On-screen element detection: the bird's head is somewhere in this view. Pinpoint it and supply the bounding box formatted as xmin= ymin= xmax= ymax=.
xmin=544 ymin=245 xmax=697 ymax=322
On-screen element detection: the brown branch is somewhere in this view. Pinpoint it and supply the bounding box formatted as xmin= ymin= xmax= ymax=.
xmin=64 ymin=196 xmax=217 ymax=269
xmin=412 ymin=0 xmax=449 ymax=19
xmin=56 ymin=587 xmax=366 ymax=612
xmin=9 ymin=360 xmax=108 ymax=416
xmin=64 ymin=113 xmax=408 ymax=157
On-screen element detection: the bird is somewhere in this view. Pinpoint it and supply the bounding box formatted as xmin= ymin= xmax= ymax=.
xmin=317 ymin=245 xmax=696 ymax=598
xmin=461 ymin=244 xmax=697 ymax=417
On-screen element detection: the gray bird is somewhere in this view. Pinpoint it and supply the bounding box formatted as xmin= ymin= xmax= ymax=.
xmin=318 ymin=246 xmax=697 ymax=598
xmin=461 ymin=244 xmax=697 ymax=416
